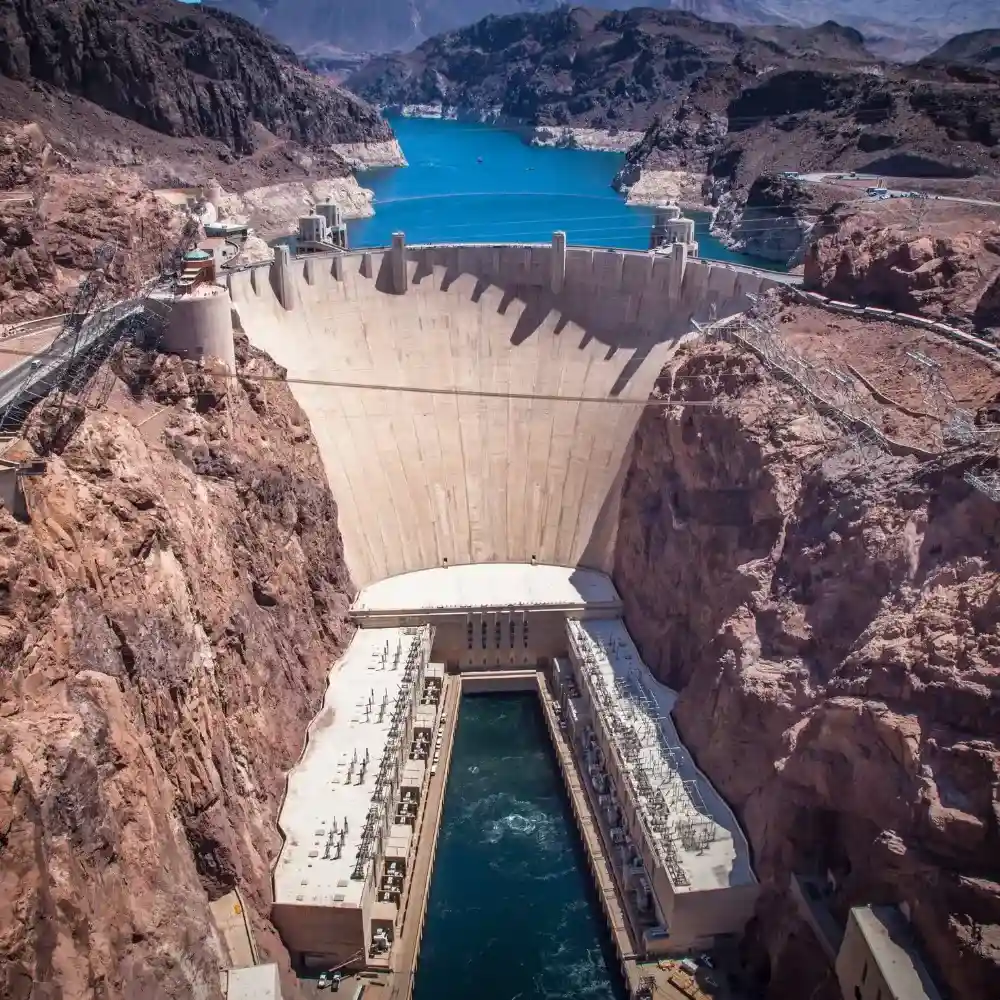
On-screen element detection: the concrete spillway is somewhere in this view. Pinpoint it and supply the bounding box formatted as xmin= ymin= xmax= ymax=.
xmin=232 ymin=239 xmax=779 ymax=587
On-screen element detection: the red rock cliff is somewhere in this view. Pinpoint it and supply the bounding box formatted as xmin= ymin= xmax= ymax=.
xmin=614 ymin=344 xmax=1000 ymax=1000
xmin=0 ymin=337 xmax=354 ymax=999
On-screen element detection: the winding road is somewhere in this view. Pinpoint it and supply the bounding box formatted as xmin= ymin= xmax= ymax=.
xmin=794 ymin=172 xmax=1000 ymax=209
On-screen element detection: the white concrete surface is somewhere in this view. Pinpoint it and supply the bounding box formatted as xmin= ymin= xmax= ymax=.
xmin=273 ymin=627 xmax=430 ymax=909
xmin=211 ymin=891 xmax=258 ymax=967
xmin=233 ymin=250 xmax=669 ymax=586
xmin=567 ymin=618 xmax=756 ymax=893
xmin=149 ymin=285 xmax=236 ymax=371
xmin=838 ymin=906 xmax=943 ymax=1000
xmin=351 ymin=563 xmax=621 ymax=615
xmin=226 ymin=964 xmax=283 ymax=1000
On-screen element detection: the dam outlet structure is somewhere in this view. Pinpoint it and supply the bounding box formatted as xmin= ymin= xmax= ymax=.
xmin=147 ymin=282 xmax=237 ymax=372
xmin=203 ymin=224 xmax=787 ymax=998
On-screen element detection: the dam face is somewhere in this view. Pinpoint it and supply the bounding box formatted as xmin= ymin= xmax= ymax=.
xmin=232 ymin=240 xmax=776 ymax=587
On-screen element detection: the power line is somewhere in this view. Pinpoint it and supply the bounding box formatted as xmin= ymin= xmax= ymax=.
xmin=350 ymin=214 xmax=826 ymax=240
xmin=0 ymin=338 xmax=768 ymax=408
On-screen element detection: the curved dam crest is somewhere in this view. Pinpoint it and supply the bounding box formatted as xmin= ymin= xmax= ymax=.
xmin=231 ymin=239 xmax=781 ymax=587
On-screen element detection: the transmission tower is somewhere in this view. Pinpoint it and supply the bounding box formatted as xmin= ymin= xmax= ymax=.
xmin=0 ymin=213 xmax=199 ymax=450
xmin=701 ymin=303 xmax=890 ymax=471
xmin=903 ymin=350 xmax=978 ymax=449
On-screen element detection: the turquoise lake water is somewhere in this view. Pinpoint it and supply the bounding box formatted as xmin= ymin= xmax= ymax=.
xmin=348 ymin=116 xmax=755 ymax=264
xmin=413 ymin=694 xmax=626 ymax=1000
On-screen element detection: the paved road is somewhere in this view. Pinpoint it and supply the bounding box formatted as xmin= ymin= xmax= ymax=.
xmin=0 ymin=328 xmax=62 ymax=375
xmin=709 ymin=258 xmax=801 ymax=286
xmin=795 ymin=172 xmax=1000 ymax=208
xmin=0 ymin=302 xmax=139 ymax=415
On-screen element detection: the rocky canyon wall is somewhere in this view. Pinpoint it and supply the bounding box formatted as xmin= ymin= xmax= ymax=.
xmin=613 ymin=343 xmax=1000 ymax=1000
xmin=0 ymin=337 xmax=354 ymax=1000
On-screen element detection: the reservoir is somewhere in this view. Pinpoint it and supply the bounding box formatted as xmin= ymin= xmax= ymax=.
xmin=413 ymin=693 xmax=626 ymax=1000
xmin=347 ymin=116 xmax=764 ymax=265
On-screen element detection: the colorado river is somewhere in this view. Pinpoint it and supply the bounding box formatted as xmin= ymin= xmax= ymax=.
xmin=412 ymin=693 xmax=626 ymax=1000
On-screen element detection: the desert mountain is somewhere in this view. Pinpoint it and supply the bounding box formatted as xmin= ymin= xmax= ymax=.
xmin=0 ymin=0 xmax=391 ymax=156
xmin=0 ymin=0 xmax=395 ymax=327
xmin=711 ymin=64 xmax=1000 ymax=188
xmin=924 ymin=28 xmax=1000 ymax=70
xmin=346 ymin=8 xmax=876 ymax=132
xmin=206 ymin=0 xmax=999 ymax=60
xmin=203 ymin=0 xmax=783 ymax=57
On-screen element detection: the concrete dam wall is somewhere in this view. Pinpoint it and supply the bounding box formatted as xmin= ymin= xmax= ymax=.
xmin=231 ymin=239 xmax=780 ymax=587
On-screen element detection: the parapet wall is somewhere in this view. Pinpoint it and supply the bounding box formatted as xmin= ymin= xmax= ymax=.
xmin=249 ymin=238 xmax=784 ymax=337
xmin=232 ymin=238 xmax=783 ymax=587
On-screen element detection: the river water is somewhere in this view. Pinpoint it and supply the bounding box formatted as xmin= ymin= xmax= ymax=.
xmin=347 ymin=116 xmax=757 ymax=264
xmin=412 ymin=693 xmax=626 ymax=1000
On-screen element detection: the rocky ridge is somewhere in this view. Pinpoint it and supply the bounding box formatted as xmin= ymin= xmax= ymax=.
xmin=0 ymin=0 xmax=393 ymax=156
xmin=0 ymin=0 xmax=403 ymax=324
xmin=0 ymin=123 xmax=186 ymax=325
xmin=709 ymin=173 xmax=818 ymax=266
xmin=629 ymin=59 xmax=1000 ymax=261
xmin=206 ymin=0 xmax=561 ymax=58
xmin=207 ymin=0 xmax=999 ymax=62
xmin=715 ymin=67 xmax=1000 ymax=190
xmin=613 ymin=340 xmax=1000 ymax=1000
xmin=347 ymin=8 xmax=876 ymax=135
xmin=0 ymin=336 xmax=354 ymax=1000
xmin=804 ymin=214 xmax=1000 ymax=335
xmin=923 ymin=29 xmax=1000 ymax=72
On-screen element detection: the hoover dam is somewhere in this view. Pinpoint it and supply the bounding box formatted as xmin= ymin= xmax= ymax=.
xmin=202 ymin=226 xmax=794 ymax=998
xmin=1 ymin=216 xmax=957 ymax=1000
xmin=231 ymin=232 xmax=783 ymax=585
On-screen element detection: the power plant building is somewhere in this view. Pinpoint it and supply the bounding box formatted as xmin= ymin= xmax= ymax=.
xmin=557 ymin=618 xmax=758 ymax=953
xmin=272 ymin=625 xmax=442 ymax=969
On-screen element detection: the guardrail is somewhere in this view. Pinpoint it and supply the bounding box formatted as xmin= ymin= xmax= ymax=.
xmin=787 ymin=287 xmax=1000 ymax=364
xmin=1 ymin=314 xmax=67 ymax=339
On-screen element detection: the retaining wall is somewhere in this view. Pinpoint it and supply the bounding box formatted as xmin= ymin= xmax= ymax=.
xmin=459 ymin=670 xmax=541 ymax=693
